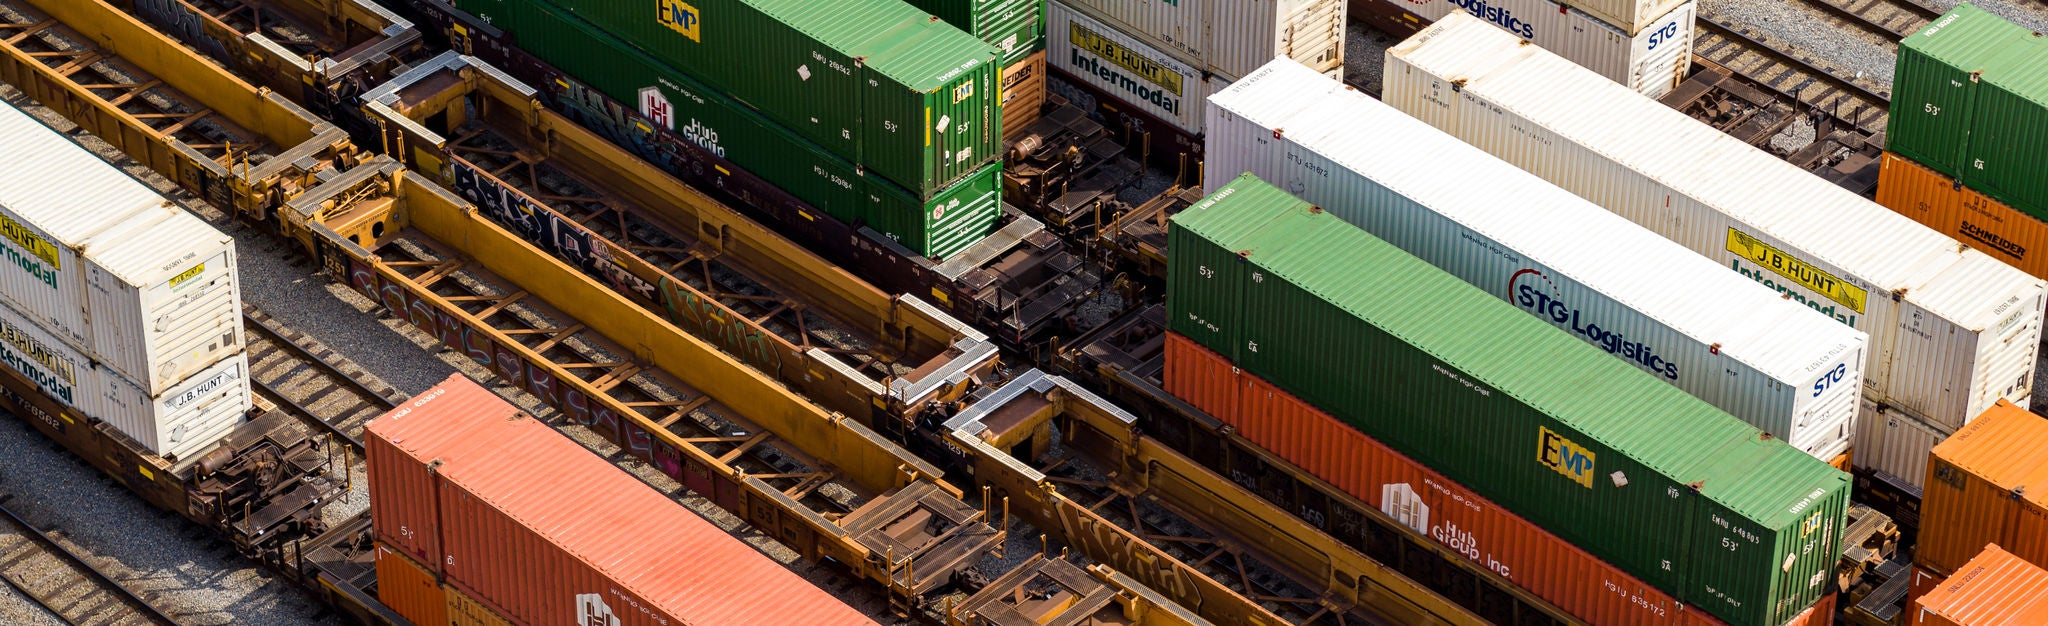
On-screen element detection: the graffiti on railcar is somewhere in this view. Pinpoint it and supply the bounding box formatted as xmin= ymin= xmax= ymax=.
xmin=446 ymin=159 xmax=785 ymax=376
xmin=347 ymin=259 xmax=736 ymax=506
xmin=550 ymin=79 xmax=688 ymax=175
xmin=133 ymin=0 xmax=233 ymax=67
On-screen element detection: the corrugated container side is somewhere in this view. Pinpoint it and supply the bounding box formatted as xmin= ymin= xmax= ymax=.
xmin=0 ymin=102 xmax=160 ymax=353
xmin=1384 ymin=13 xmax=2048 ymax=433
xmin=905 ymin=0 xmax=1045 ymax=66
xmin=0 ymin=299 xmax=246 ymax=460
xmin=1057 ymin=0 xmax=1347 ymax=80
xmin=1909 ymin=566 xmax=1944 ymax=607
xmin=82 ymin=209 xmax=241 ymax=393
xmin=1877 ymin=152 xmax=2048 ymax=280
xmin=1046 ymin=1 xmax=1218 ymax=133
xmin=1919 ymin=399 xmax=2048 ymax=576
xmin=1163 ymin=332 xmax=1699 ymax=625
xmin=1001 ymin=50 xmax=1049 ymax=139
xmin=1206 ymin=59 xmax=1868 ymax=460
xmin=1909 ymin=544 xmax=2048 ymax=626
xmin=469 ymin=0 xmax=997 ymax=257
xmin=0 ymin=101 xmax=240 ymax=394
xmin=366 ymin=380 xmax=520 ymax=572
xmin=375 ymin=542 xmax=449 ymax=626
xmin=1169 ymin=174 xmax=1851 ymax=626
xmin=1386 ymin=0 xmax=1694 ymax=96
xmin=1890 ymin=5 xmax=2048 ymax=219
xmin=445 ymin=584 xmax=513 ymax=626
xmin=1853 ymin=399 xmax=1956 ymax=490
xmin=373 ymin=374 xmax=876 ymax=626
xmin=466 ymin=0 xmax=1000 ymax=197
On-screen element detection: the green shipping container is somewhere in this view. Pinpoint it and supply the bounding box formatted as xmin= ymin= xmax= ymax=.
xmin=457 ymin=0 xmax=1002 ymax=198
xmin=905 ymin=0 xmax=1045 ymax=66
xmin=1890 ymin=3 xmax=2048 ymax=218
xmin=1167 ymin=174 xmax=1850 ymax=626
xmin=482 ymin=0 xmax=999 ymax=258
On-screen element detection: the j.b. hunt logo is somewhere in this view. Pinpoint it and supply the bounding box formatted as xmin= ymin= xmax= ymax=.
xmin=1509 ymin=268 xmax=1678 ymax=380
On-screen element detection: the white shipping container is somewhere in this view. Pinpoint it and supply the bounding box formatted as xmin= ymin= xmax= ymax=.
xmin=1384 ymin=14 xmax=2048 ymax=434
xmin=1057 ymin=0 xmax=1347 ymax=81
xmin=1852 ymin=399 xmax=1955 ymax=490
xmin=0 ymin=300 xmax=248 ymax=461
xmin=1392 ymin=0 xmax=1694 ymax=97
xmin=0 ymin=99 xmax=243 ymax=394
xmin=1048 ymin=2 xmax=1226 ymax=133
xmin=1206 ymin=59 xmax=1869 ymax=459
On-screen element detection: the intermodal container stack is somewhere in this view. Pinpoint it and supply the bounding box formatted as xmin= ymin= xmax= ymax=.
xmin=1917 ymin=399 xmax=2048 ymax=576
xmin=1379 ymin=0 xmax=1696 ymax=97
xmin=1879 ymin=5 xmax=2048 ymax=282
xmin=1383 ymin=13 xmax=2048 ymax=490
xmin=367 ymin=374 xmax=877 ymax=626
xmin=1908 ymin=545 xmax=2048 ymax=626
xmin=0 ymin=100 xmax=248 ymax=462
xmin=454 ymin=0 xmax=1002 ymax=258
xmin=1207 ymin=59 xmax=1869 ymax=460
xmin=1043 ymin=0 xmax=1345 ymax=137
xmin=1168 ymin=174 xmax=1849 ymax=626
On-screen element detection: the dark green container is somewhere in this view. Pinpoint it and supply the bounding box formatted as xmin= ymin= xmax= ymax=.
xmin=484 ymin=0 xmax=998 ymax=257
xmin=1168 ymin=174 xmax=1851 ymax=626
xmin=457 ymin=0 xmax=1002 ymax=198
xmin=1890 ymin=3 xmax=2048 ymax=218
xmin=905 ymin=0 xmax=1045 ymax=66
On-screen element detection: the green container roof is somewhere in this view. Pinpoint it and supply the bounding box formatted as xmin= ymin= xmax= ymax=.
xmin=1903 ymin=3 xmax=2048 ymax=95
xmin=762 ymin=0 xmax=1000 ymax=91
xmin=1173 ymin=173 xmax=1846 ymax=534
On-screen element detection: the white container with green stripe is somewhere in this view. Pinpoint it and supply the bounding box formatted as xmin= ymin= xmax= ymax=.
xmin=0 ymin=100 xmax=243 ymax=395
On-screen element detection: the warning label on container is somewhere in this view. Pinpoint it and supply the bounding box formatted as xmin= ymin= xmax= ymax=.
xmin=1725 ymin=227 xmax=1867 ymax=314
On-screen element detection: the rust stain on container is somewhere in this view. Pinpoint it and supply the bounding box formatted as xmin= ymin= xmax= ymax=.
xmin=1909 ymin=544 xmax=2048 ymax=626
xmin=366 ymin=374 xmax=876 ymax=626
xmin=1919 ymin=399 xmax=2048 ymax=576
xmin=1878 ymin=152 xmax=2048 ymax=280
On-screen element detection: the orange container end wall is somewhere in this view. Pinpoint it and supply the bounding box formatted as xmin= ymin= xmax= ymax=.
xmin=367 ymin=378 xmax=521 ymax=571
xmin=1909 ymin=567 xmax=1945 ymax=609
xmin=1782 ymin=592 xmax=1836 ymax=626
xmin=1919 ymin=399 xmax=2048 ymax=576
xmin=1877 ymin=152 xmax=2048 ymax=279
xmin=1908 ymin=545 xmax=2048 ymax=626
xmin=1162 ymin=332 xmax=1711 ymax=625
xmin=375 ymin=542 xmax=448 ymax=626
xmin=366 ymin=374 xmax=878 ymax=626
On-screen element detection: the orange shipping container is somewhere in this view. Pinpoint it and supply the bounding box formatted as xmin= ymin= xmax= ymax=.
xmin=1001 ymin=51 xmax=1048 ymax=141
xmin=1909 ymin=544 xmax=2048 ymax=626
xmin=375 ymin=542 xmax=448 ymax=626
xmin=1877 ymin=152 xmax=2048 ymax=279
xmin=447 ymin=584 xmax=514 ymax=626
xmin=1919 ymin=399 xmax=2048 ymax=576
xmin=1909 ymin=566 xmax=1944 ymax=609
xmin=365 ymin=375 xmax=876 ymax=626
xmin=1163 ymin=332 xmax=1719 ymax=625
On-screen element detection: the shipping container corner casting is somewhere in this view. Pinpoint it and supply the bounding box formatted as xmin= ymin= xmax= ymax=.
xmin=1167 ymin=173 xmax=1849 ymax=626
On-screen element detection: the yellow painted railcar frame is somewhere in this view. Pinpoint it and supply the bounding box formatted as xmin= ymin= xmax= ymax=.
xmin=306 ymin=159 xmax=999 ymax=600
xmin=357 ymin=52 xmax=995 ymax=421
xmin=0 ymin=0 xmax=353 ymax=228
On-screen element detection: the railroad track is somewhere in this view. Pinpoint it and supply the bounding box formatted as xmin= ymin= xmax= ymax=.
xmin=1800 ymin=0 xmax=1941 ymax=42
xmin=1693 ymin=15 xmax=1892 ymax=135
xmin=242 ymin=306 xmax=403 ymax=449
xmin=0 ymin=497 xmax=178 ymax=626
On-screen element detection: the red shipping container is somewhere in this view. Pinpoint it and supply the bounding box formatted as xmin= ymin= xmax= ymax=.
xmin=1782 ymin=593 xmax=1835 ymax=626
xmin=366 ymin=374 xmax=876 ymax=626
xmin=1919 ymin=399 xmax=2048 ymax=576
xmin=1909 ymin=544 xmax=2048 ymax=626
xmin=1162 ymin=332 xmax=1715 ymax=625
xmin=368 ymin=376 xmax=515 ymax=569
xmin=375 ymin=542 xmax=449 ymax=626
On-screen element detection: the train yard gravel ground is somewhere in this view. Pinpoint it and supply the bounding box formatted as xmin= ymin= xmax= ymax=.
xmin=1345 ymin=19 xmax=1398 ymax=94
xmin=1705 ymin=0 xmax=1902 ymax=85
xmin=0 ymin=577 xmax=63 ymax=625
xmin=1926 ymin=0 xmax=2048 ymax=31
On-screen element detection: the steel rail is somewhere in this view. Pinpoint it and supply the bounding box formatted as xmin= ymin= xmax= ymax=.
xmin=1800 ymin=0 xmax=1940 ymax=41
xmin=0 ymin=496 xmax=181 ymax=625
xmin=241 ymin=307 xmax=400 ymax=451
